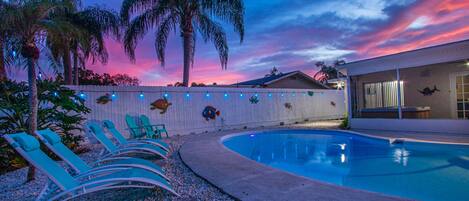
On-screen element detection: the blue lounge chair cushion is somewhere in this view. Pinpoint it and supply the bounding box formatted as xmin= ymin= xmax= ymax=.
xmin=41 ymin=129 xmax=62 ymax=144
xmin=13 ymin=134 xmax=40 ymax=152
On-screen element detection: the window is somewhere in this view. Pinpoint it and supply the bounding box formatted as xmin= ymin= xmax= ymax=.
xmin=456 ymin=75 xmax=469 ymax=119
xmin=364 ymin=81 xmax=404 ymax=108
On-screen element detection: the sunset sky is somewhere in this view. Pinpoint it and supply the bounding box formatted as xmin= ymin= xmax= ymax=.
xmin=15 ymin=0 xmax=469 ymax=86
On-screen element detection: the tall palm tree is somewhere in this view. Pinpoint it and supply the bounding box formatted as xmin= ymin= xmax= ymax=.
xmin=47 ymin=5 xmax=121 ymax=85
xmin=0 ymin=1 xmax=19 ymax=81
xmin=121 ymin=0 xmax=245 ymax=86
xmin=5 ymin=0 xmax=76 ymax=181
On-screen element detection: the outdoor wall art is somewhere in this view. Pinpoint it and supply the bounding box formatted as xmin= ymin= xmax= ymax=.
xmin=96 ymin=93 xmax=112 ymax=104
xmin=284 ymin=102 xmax=292 ymax=109
xmin=202 ymin=106 xmax=221 ymax=121
xmin=418 ymin=85 xmax=440 ymax=96
xmin=249 ymin=95 xmax=259 ymax=104
xmin=150 ymin=97 xmax=172 ymax=114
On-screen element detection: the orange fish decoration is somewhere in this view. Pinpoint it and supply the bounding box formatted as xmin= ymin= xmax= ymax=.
xmin=150 ymin=97 xmax=172 ymax=114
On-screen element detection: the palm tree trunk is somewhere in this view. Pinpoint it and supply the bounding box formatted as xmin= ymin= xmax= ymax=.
xmin=26 ymin=58 xmax=38 ymax=182
xmin=182 ymin=31 xmax=193 ymax=87
xmin=0 ymin=39 xmax=7 ymax=81
xmin=73 ymin=53 xmax=79 ymax=85
xmin=63 ymin=50 xmax=72 ymax=85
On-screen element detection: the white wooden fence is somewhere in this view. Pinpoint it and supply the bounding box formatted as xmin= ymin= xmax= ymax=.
xmin=68 ymin=85 xmax=345 ymax=137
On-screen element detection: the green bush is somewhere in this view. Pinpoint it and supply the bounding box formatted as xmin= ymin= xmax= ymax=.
xmin=0 ymin=79 xmax=90 ymax=172
xmin=339 ymin=113 xmax=350 ymax=130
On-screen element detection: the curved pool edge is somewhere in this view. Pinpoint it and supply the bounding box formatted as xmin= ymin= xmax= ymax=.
xmin=179 ymin=129 xmax=411 ymax=201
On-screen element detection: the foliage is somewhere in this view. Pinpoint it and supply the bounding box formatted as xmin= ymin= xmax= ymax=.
xmin=0 ymin=79 xmax=90 ymax=172
xmin=339 ymin=113 xmax=350 ymax=130
xmin=313 ymin=60 xmax=346 ymax=83
xmin=78 ymin=68 xmax=140 ymax=86
xmin=265 ymin=67 xmax=282 ymax=77
xmin=121 ymin=0 xmax=245 ymax=86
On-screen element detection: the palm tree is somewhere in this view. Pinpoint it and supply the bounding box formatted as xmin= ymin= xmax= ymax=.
xmin=313 ymin=60 xmax=345 ymax=83
xmin=5 ymin=0 xmax=77 ymax=181
xmin=0 ymin=1 xmax=19 ymax=81
xmin=121 ymin=0 xmax=245 ymax=86
xmin=47 ymin=5 xmax=121 ymax=85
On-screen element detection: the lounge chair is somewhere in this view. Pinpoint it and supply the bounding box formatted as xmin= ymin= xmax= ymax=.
xmin=140 ymin=115 xmax=169 ymax=138
xmin=102 ymin=120 xmax=170 ymax=152
xmin=125 ymin=114 xmax=146 ymax=138
xmin=3 ymin=132 xmax=178 ymax=201
xmin=86 ymin=122 xmax=168 ymax=159
xmin=36 ymin=129 xmax=168 ymax=180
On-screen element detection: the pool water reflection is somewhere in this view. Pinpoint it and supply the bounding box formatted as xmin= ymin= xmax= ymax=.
xmin=222 ymin=130 xmax=469 ymax=201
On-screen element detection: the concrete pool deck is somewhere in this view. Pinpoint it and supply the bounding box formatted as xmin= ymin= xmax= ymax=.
xmin=179 ymin=127 xmax=413 ymax=201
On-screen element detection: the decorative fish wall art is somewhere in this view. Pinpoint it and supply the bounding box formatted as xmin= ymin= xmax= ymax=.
xmin=249 ymin=95 xmax=259 ymax=104
xmin=284 ymin=102 xmax=292 ymax=110
xmin=418 ymin=85 xmax=440 ymax=96
xmin=307 ymin=91 xmax=315 ymax=96
xmin=202 ymin=106 xmax=221 ymax=121
xmin=96 ymin=93 xmax=112 ymax=104
xmin=150 ymin=97 xmax=172 ymax=114
xmin=330 ymin=101 xmax=336 ymax=107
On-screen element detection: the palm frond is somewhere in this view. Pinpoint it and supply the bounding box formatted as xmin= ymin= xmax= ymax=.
xmin=196 ymin=13 xmax=228 ymax=69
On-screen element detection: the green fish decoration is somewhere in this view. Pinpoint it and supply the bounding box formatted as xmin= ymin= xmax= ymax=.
xmin=96 ymin=93 xmax=112 ymax=104
xmin=307 ymin=91 xmax=315 ymax=96
xmin=249 ymin=95 xmax=259 ymax=104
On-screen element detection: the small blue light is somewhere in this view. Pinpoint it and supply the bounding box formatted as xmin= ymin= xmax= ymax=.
xmin=186 ymin=93 xmax=190 ymax=98
xmin=12 ymin=51 xmax=16 ymax=57
xmin=79 ymin=92 xmax=86 ymax=99
xmin=268 ymin=93 xmax=272 ymax=97
xmin=281 ymin=93 xmax=284 ymax=97
xmin=224 ymin=93 xmax=228 ymax=97
xmin=206 ymin=93 xmax=210 ymax=97
xmin=38 ymin=73 xmax=43 ymax=79
xmin=139 ymin=92 xmax=144 ymax=99
xmin=240 ymin=93 xmax=244 ymax=97
xmin=292 ymin=93 xmax=296 ymax=97
xmin=111 ymin=92 xmax=117 ymax=99
xmin=255 ymin=93 xmax=259 ymax=97
xmin=250 ymin=134 xmax=255 ymax=137
xmin=53 ymin=92 xmax=58 ymax=97
xmin=164 ymin=93 xmax=169 ymax=98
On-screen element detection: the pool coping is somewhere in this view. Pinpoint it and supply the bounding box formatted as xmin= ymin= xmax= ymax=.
xmin=179 ymin=128 xmax=417 ymax=201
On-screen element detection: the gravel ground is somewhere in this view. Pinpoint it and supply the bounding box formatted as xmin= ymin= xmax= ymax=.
xmin=0 ymin=134 xmax=234 ymax=201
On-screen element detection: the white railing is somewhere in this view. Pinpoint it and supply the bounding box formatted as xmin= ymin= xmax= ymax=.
xmin=67 ymin=85 xmax=346 ymax=137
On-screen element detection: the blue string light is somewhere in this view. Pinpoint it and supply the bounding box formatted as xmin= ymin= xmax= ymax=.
xmin=79 ymin=91 xmax=86 ymax=99
xmin=111 ymin=92 xmax=117 ymax=99
xmin=224 ymin=93 xmax=229 ymax=98
xmin=139 ymin=92 xmax=144 ymax=99
xmin=281 ymin=93 xmax=284 ymax=97
xmin=164 ymin=93 xmax=169 ymax=98
xmin=255 ymin=93 xmax=259 ymax=97
xmin=185 ymin=93 xmax=190 ymax=98
xmin=240 ymin=93 xmax=244 ymax=97
xmin=205 ymin=92 xmax=210 ymax=97
xmin=292 ymin=93 xmax=296 ymax=97
xmin=53 ymin=91 xmax=59 ymax=97
xmin=268 ymin=93 xmax=272 ymax=97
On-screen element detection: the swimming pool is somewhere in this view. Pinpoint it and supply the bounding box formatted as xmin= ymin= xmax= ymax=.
xmin=222 ymin=130 xmax=469 ymax=201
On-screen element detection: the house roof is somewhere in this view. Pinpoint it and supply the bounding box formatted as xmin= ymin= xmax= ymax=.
xmin=339 ymin=39 xmax=469 ymax=76
xmin=233 ymin=71 xmax=329 ymax=88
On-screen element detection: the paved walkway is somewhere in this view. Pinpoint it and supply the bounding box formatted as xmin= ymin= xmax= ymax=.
xmin=179 ymin=126 xmax=410 ymax=201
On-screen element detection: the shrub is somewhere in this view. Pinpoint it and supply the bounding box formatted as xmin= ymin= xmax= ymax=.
xmin=0 ymin=79 xmax=90 ymax=173
xmin=339 ymin=113 xmax=350 ymax=130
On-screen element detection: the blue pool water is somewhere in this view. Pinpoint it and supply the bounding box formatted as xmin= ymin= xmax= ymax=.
xmin=222 ymin=130 xmax=469 ymax=201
